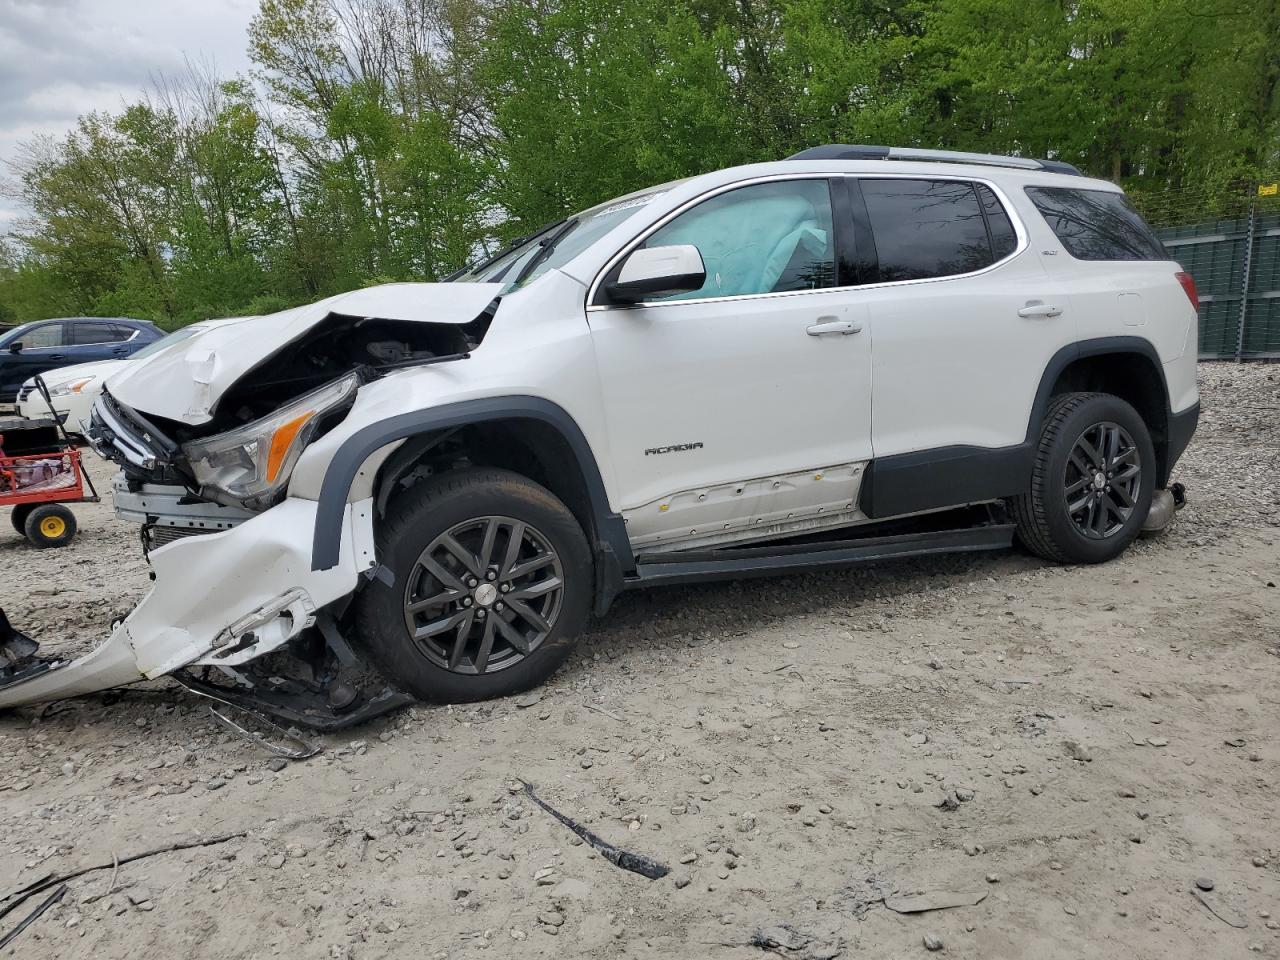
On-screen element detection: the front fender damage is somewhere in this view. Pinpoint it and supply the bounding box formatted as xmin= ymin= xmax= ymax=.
xmin=0 ymin=497 xmax=379 ymax=717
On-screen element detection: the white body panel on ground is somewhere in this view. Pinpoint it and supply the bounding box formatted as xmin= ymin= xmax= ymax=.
xmin=0 ymin=498 xmax=372 ymax=707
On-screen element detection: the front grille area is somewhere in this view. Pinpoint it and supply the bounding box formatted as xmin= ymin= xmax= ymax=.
xmin=143 ymin=523 xmax=218 ymax=552
xmin=89 ymin=391 xmax=181 ymax=483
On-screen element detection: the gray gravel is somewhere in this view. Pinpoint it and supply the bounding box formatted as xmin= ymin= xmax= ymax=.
xmin=1 ymin=362 xmax=1278 ymax=960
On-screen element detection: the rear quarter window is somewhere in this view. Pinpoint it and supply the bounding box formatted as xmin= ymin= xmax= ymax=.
xmin=1025 ymin=186 xmax=1168 ymax=261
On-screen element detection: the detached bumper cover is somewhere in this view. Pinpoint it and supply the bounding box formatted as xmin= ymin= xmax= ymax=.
xmin=0 ymin=496 xmax=373 ymax=708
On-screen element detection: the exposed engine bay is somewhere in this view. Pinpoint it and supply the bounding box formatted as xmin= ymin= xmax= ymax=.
xmin=167 ymin=309 xmax=490 ymax=441
xmin=89 ymin=305 xmax=493 ymax=509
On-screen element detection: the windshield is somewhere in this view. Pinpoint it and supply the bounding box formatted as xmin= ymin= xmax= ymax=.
xmin=130 ymin=325 xmax=204 ymax=360
xmin=458 ymin=190 xmax=664 ymax=290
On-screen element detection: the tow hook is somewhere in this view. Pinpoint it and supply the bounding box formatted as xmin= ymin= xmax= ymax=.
xmin=1142 ymin=483 xmax=1186 ymax=535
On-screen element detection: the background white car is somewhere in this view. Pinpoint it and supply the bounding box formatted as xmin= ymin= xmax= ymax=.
xmin=17 ymin=321 xmax=225 ymax=434
xmin=17 ymin=358 xmax=123 ymax=433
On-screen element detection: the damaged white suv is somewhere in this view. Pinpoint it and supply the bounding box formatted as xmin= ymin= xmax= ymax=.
xmin=0 ymin=146 xmax=1200 ymax=726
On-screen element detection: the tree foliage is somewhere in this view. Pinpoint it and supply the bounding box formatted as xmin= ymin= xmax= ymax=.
xmin=1 ymin=0 xmax=1276 ymax=325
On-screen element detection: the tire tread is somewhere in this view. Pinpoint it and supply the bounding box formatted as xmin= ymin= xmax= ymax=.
xmin=1011 ymin=391 xmax=1107 ymax=563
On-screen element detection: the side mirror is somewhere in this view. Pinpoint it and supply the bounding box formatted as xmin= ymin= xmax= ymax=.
xmin=8 ymin=341 xmax=22 ymax=354
xmin=604 ymin=245 xmax=706 ymax=304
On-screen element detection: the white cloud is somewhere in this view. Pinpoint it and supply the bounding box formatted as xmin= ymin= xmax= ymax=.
xmin=0 ymin=0 xmax=258 ymax=232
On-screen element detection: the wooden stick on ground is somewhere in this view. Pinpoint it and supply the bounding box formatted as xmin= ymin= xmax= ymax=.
xmin=0 ymin=832 xmax=246 ymax=922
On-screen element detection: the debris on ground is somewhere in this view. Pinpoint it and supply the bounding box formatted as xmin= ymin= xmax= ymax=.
xmin=0 ymin=884 xmax=65 ymax=949
xmin=835 ymin=874 xmax=894 ymax=920
xmin=202 ymin=702 xmax=320 ymax=759
xmin=751 ymin=924 xmax=811 ymax=951
xmin=0 ymin=833 xmax=245 ymax=920
xmin=739 ymin=923 xmax=844 ymax=959
xmin=519 ymin=780 xmax=669 ymax=879
xmin=884 ymin=888 xmax=989 ymax=914
xmin=1063 ymin=740 xmax=1093 ymax=762
xmin=1193 ymin=887 xmax=1249 ymax=928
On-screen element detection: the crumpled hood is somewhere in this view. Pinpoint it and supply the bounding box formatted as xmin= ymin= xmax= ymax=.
xmin=106 ymin=282 xmax=503 ymax=426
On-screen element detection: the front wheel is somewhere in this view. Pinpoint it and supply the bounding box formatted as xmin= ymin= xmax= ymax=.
xmin=352 ymin=468 xmax=593 ymax=704
xmin=1011 ymin=392 xmax=1155 ymax=564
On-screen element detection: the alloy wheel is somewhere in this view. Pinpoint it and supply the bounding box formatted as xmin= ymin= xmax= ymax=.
xmin=402 ymin=516 xmax=564 ymax=674
xmin=1063 ymin=420 xmax=1142 ymax=540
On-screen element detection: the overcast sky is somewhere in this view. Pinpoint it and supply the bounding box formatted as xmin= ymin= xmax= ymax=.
xmin=0 ymin=0 xmax=258 ymax=231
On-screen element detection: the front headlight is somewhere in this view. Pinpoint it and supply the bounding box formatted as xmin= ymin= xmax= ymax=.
xmin=182 ymin=373 xmax=359 ymax=508
xmin=49 ymin=377 xmax=96 ymax=398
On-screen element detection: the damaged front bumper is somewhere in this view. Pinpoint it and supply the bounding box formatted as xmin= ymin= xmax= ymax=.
xmin=0 ymin=495 xmax=375 ymax=709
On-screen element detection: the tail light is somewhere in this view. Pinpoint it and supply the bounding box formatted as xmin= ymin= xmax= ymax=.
xmin=1175 ymin=271 xmax=1199 ymax=310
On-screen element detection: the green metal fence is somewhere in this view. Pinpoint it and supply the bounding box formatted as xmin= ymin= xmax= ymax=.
xmin=1148 ymin=182 xmax=1280 ymax=360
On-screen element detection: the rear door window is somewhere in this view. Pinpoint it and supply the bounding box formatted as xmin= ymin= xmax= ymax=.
xmin=859 ymin=179 xmax=1002 ymax=282
xmin=1025 ymin=186 xmax=1168 ymax=261
xmin=72 ymin=322 xmax=127 ymax=345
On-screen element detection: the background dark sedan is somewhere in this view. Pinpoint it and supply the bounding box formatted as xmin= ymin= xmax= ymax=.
xmin=0 ymin=318 xmax=163 ymax=407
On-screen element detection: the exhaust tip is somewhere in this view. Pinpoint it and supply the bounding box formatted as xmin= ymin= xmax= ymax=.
xmin=1141 ymin=488 xmax=1180 ymax=535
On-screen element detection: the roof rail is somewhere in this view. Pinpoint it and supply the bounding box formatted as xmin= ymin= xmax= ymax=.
xmin=786 ymin=144 xmax=1082 ymax=176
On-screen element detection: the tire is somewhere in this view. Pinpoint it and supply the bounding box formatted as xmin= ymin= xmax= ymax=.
xmin=24 ymin=503 xmax=77 ymax=548
xmin=10 ymin=504 xmax=34 ymax=535
xmin=352 ymin=468 xmax=593 ymax=704
xmin=1010 ymin=392 xmax=1155 ymax=564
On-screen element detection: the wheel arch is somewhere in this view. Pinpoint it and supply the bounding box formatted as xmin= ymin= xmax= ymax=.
xmin=1031 ymin=337 xmax=1176 ymax=486
xmin=310 ymin=396 xmax=632 ymax=613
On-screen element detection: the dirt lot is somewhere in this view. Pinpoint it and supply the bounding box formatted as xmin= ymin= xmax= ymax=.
xmin=2 ymin=363 xmax=1278 ymax=960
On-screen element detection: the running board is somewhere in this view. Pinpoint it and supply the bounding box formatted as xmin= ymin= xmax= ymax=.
xmin=627 ymin=523 xmax=1015 ymax=587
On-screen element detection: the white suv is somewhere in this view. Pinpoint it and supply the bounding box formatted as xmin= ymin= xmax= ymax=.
xmin=0 ymin=146 xmax=1200 ymax=722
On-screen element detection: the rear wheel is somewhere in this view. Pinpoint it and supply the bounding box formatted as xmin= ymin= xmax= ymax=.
xmin=10 ymin=504 xmax=34 ymax=535
xmin=24 ymin=503 xmax=77 ymax=548
xmin=352 ymin=468 xmax=592 ymax=703
xmin=1011 ymin=392 xmax=1155 ymax=564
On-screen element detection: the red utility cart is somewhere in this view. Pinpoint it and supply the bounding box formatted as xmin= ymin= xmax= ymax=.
xmin=1 ymin=391 xmax=99 ymax=548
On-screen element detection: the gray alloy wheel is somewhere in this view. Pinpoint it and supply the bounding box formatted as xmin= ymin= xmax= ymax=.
xmin=401 ymin=515 xmax=565 ymax=675
xmin=1010 ymin=391 xmax=1155 ymax=565
xmin=1063 ymin=420 xmax=1142 ymax=540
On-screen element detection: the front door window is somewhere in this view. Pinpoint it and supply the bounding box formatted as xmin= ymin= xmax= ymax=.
xmin=643 ymin=179 xmax=837 ymax=301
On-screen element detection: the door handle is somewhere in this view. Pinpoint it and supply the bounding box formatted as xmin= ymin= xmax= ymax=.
xmin=807 ymin=317 xmax=863 ymax=336
xmin=47 ymin=354 xmax=66 ymax=360
xmin=1018 ymin=302 xmax=1062 ymax=319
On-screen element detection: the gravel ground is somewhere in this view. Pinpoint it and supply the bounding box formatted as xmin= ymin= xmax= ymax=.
xmin=1 ymin=363 xmax=1278 ymax=960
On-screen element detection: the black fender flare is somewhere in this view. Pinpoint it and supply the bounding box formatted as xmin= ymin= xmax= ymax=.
xmin=310 ymin=396 xmax=633 ymax=611
xmin=1024 ymin=336 xmax=1170 ymax=444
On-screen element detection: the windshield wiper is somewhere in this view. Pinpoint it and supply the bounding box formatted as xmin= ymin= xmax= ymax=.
xmin=459 ymin=218 xmax=568 ymax=279
xmin=512 ymin=217 xmax=579 ymax=287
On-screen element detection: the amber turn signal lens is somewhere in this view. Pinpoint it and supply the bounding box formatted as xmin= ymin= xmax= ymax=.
xmin=266 ymin=412 xmax=314 ymax=483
